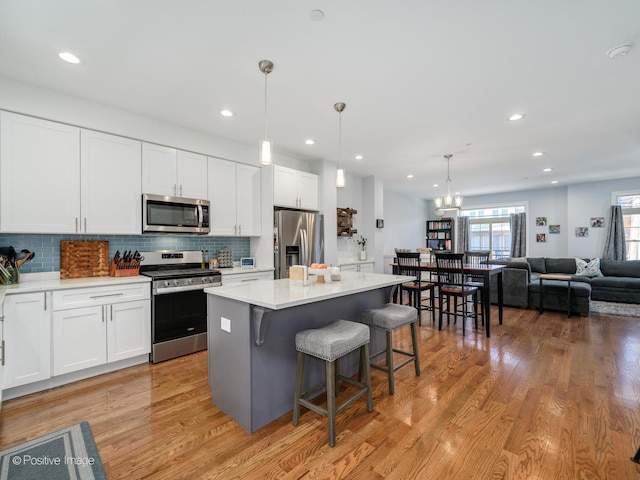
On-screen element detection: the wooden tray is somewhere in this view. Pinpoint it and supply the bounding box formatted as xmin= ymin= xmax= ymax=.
xmin=60 ymin=240 xmax=110 ymax=279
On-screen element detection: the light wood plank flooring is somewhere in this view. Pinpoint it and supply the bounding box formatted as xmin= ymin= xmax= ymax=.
xmin=1 ymin=306 xmax=639 ymax=479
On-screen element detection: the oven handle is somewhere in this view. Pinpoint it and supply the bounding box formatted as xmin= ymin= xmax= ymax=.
xmin=153 ymin=283 xmax=222 ymax=295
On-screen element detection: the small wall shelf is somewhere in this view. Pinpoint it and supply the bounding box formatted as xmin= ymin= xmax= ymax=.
xmin=337 ymin=207 xmax=358 ymax=237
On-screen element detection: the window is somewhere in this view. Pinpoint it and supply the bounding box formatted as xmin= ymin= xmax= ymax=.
xmin=616 ymin=193 xmax=640 ymax=260
xmin=461 ymin=204 xmax=526 ymax=259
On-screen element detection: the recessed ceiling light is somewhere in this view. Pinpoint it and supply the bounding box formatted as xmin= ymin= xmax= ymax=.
xmin=220 ymin=109 xmax=234 ymax=117
xmin=309 ymin=9 xmax=325 ymax=21
xmin=508 ymin=113 xmax=525 ymax=121
xmin=407 ymin=174 xmax=414 ymax=179
xmin=354 ymin=155 xmax=363 ymax=160
xmin=58 ymin=52 xmax=81 ymax=64
xmin=433 ymin=184 xmax=439 ymax=188
xmin=532 ymin=151 xmax=544 ymax=157
xmin=551 ymin=180 xmax=558 ymax=184
xmin=543 ymin=168 xmax=552 ymax=172
xmin=304 ymin=139 xmax=315 ymax=145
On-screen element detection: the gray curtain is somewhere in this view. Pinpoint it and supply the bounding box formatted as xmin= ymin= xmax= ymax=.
xmin=456 ymin=216 xmax=469 ymax=253
xmin=602 ymin=205 xmax=626 ymax=261
xmin=510 ymin=212 xmax=526 ymax=258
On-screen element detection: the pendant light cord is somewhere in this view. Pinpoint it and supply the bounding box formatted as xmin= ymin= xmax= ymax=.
xmin=263 ymin=72 xmax=268 ymax=139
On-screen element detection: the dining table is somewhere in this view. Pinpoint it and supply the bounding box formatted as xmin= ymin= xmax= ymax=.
xmin=391 ymin=261 xmax=504 ymax=337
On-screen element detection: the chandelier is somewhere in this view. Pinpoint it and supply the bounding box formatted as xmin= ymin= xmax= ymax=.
xmin=434 ymin=154 xmax=463 ymax=211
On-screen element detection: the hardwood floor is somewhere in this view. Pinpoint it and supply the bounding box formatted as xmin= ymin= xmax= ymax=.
xmin=1 ymin=306 xmax=640 ymax=479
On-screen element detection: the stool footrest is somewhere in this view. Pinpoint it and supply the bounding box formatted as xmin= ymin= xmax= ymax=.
xmin=298 ymin=375 xmax=371 ymax=419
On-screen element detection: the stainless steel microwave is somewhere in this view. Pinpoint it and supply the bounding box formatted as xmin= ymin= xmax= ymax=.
xmin=142 ymin=194 xmax=210 ymax=234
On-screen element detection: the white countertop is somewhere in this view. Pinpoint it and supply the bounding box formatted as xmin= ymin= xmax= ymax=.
xmin=0 ymin=272 xmax=150 ymax=298
xmin=204 ymin=271 xmax=412 ymax=310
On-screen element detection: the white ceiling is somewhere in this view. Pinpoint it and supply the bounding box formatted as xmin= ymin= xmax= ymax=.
xmin=1 ymin=0 xmax=639 ymax=199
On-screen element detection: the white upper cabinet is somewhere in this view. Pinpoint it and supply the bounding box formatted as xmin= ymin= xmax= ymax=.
xmin=177 ymin=150 xmax=208 ymax=199
xmin=142 ymin=143 xmax=208 ymax=199
xmin=208 ymin=157 xmax=261 ymax=236
xmin=80 ymin=130 xmax=141 ymax=234
xmin=0 ymin=112 xmax=142 ymax=234
xmin=273 ymin=165 xmax=318 ymax=210
xmin=1 ymin=111 xmax=80 ymax=233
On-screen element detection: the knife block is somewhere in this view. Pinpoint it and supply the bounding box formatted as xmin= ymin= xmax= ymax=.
xmin=109 ymin=259 xmax=140 ymax=277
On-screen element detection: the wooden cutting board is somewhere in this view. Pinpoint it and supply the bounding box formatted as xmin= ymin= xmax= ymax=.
xmin=60 ymin=240 xmax=110 ymax=279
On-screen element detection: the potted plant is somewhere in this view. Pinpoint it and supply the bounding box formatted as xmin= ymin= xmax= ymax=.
xmin=356 ymin=235 xmax=367 ymax=260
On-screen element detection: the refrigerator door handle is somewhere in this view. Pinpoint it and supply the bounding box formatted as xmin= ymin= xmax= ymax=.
xmin=300 ymin=229 xmax=308 ymax=266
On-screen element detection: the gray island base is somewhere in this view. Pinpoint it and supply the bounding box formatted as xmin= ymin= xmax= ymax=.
xmin=205 ymin=272 xmax=412 ymax=433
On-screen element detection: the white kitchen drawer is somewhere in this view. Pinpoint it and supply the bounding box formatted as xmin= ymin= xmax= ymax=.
xmin=222 ymin=271 xmax=273 ymax=285
xmin=52 ymin=283 xmax=150 ymax=311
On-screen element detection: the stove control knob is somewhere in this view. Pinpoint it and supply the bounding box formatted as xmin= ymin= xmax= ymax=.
xmin=173 ymin=279 xmax=179 ymax=286
xmin=187 ymin=278 xmax=193 ymax=285
xmin=164 ymin=281 xmax=170 ymax=287
xmin=203 ymin=277 xmax=210 ymax=283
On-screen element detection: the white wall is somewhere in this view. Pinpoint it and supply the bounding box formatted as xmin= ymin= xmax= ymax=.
xmin=383 ymin=190 xmax=429 ymax=254
xmin=435 ymin=177 xmax=640 ymax=259
xmin=567 ymin=177 xmax=640 ymax=258
xmin=336 ymin=171 xmax=364 ymax=261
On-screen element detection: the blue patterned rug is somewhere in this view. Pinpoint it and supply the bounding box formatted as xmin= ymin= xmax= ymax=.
xmin=0 ymin=422 xmax=106 ymax=480
xmin=591 ymin=300 xmax=640 ymax=317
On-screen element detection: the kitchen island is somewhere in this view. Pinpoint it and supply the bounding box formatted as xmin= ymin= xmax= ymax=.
xmin=204 ymin=271 xmax=412 ymax=433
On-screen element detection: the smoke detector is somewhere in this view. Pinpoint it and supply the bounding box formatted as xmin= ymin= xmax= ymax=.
xmin=607 ymin=44 xmax=632 ymax=59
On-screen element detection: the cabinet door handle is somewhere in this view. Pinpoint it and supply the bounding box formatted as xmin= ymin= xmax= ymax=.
xmin=101 ymin=305 xmax=105 ymax=323
xmin=173 ymin=184 xmax=177 ymax=196
xmin=84 ymin=217 xmax=87 ymax=233
xmin=75 ymin=217 xmax=79 ymax=233
xmin=44 ymin=292 xmax=47 ymax=311
xmin=109 ymin=304 xmax=113 ymax=322
xmin=238 ymin=224 xmax=242 ymax=236
xmin=179 ymin=185 xmax=183 ymax=196
xmin=234 ymin=224 xmax=237 ymax=235
xmin=90 ymin=293 xmax=124 ymax=299
xmin=1 ymin=339 xmax=5 ymax=367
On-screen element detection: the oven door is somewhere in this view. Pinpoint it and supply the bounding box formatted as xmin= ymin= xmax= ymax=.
xmin=142 ymin=193 xmax=210 ymax=234
xmin=152 ymin=288 xmax=207 ymax=344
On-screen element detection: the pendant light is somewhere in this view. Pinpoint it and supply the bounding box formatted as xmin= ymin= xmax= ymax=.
xmin=434 ymin=154 xmax=463 ymax=212
xmin=258 ymin=59 xmax=274 ymax=166
xmin=334 ymin=102 xmax=346 ymax=188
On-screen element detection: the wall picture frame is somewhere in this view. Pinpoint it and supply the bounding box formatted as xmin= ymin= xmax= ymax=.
xmin=590 ymin=217 xmax=604 ymax=227
xmin=549 ymin=225 xmax=560 ymax=234
xmin=536 ymin=217 xmax=547 ymax=226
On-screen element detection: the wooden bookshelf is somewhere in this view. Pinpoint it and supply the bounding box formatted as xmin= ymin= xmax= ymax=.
xmin=426 ymin=218 xmax=454 ymax=252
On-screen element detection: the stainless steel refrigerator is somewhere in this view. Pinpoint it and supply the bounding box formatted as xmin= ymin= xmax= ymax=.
xmin=274 ymin=209 xmax=324 ymax=279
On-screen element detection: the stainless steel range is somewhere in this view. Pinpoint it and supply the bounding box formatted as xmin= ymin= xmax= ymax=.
xmin=139 ymin=250 xmax=221 ymax=363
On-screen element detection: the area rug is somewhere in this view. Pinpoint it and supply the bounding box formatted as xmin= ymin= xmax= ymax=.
xmin=0 ymin=422 xmax=106 ymax=480
xmin=591 ymin=300 xmax=640 ymax=318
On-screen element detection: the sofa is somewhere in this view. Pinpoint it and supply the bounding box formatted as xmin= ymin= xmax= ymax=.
xmin=488 ymin=257 xmax=640 ymax=315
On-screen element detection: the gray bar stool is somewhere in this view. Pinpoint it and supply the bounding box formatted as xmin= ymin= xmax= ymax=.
xmin=360 ymin=303 xmax=421 ymax=395
xmin=293 ymin=319 xmax=373 ymax=447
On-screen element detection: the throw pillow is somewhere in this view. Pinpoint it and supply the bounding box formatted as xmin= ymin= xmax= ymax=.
xmin=575 ymin=257 xmax=603 ymax=277
xmin=511 ymin=256 xmax=527 ymax=263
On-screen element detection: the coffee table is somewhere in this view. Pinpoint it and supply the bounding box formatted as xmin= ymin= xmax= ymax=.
xmin=538 ymin=273 xmax=572 ymax=317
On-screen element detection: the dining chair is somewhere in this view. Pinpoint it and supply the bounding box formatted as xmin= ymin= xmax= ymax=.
xmin=395 ymin=252 xmax=436 ymax=325
xmin=434 ymin=252 xmax=480 ymax=336
xmin=464 ymin=250 xmax=490 ymax=325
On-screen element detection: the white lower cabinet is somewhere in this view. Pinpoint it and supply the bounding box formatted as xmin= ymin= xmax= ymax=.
xmin=222 ymin=271 xmax=274 ymax=285
xmin=52 ymin=284 xmax=150 ymax=376
xmin=3 ymin=292 xmax=51 ymax=389
xmin=340 ymin=262 xmax=375 ymax=273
